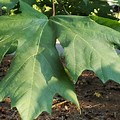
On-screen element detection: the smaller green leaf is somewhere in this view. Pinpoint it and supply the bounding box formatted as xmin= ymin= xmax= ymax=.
xmin=0 ymin=0 xmax=18 ymax=10
xmin=90 ymin=15 xmax=120 ymax=32
xmin=0 ymin=0 xmax=36 ymax=11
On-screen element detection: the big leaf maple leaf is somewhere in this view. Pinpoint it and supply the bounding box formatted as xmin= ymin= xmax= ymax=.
xmin=50 ymin=15 xmax=120 ymax=83
xmin=0 ymin=1 xmax=79 ymax=120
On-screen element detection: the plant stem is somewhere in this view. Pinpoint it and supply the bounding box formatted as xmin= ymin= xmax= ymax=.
xmin=52 ymin=0 xmax=55 ymax=16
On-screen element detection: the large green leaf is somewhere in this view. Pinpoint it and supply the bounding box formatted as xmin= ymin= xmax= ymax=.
xmin=0 ymin=1 xmax=79 ymax=120
xmin=50 ymin=15 xmax=120 ymax=83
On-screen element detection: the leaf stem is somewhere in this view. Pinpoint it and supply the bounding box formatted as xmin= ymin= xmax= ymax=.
xmin=52 ymin=0 xmax=55 ymax=16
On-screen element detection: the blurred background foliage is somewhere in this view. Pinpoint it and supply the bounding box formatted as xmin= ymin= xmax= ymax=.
xmin=0 ymin=0 xmax=120 ymax=19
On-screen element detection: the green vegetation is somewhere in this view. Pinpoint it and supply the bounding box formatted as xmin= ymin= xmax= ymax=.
xmin=0 ymin=0 xmax=120 ymax=120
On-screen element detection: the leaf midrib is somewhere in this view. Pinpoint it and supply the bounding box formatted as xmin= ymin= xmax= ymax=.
xmin=26 ymin=21 xmax=48 ymax=118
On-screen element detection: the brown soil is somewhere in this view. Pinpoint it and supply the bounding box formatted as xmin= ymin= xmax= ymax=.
xmin=0 ymin=55 xmax=120 ymax=120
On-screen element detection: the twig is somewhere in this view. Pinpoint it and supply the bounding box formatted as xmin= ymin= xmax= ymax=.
xmin=63 ymin=6 xmax=70 ymax=15
xmin=52 ymin=100 xmax=68 ymax=108
xmin=82 ymin=103 xmax=101 ymax=109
